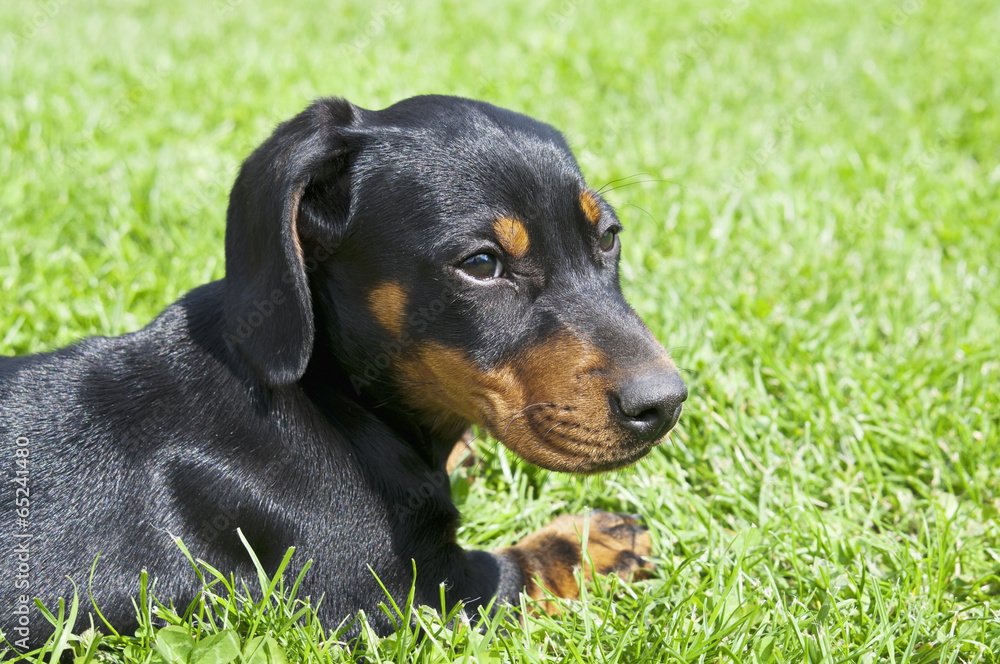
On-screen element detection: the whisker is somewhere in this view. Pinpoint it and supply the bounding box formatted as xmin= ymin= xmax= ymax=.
xmin=501 ymin=402 xmax=552 ymax=436
xmin=596 ymin=173 xmax=649 ymax=194
xmin=543 ymin=421 xmax=573 ymax=436
xmin=614 ymin=201 xmax=659 ymax=226
xmin=598 ymin=177 xmax=678 ymax=194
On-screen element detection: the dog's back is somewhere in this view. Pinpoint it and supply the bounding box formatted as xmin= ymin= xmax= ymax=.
xmin=0 ymin=285 xmax=228 ymax=642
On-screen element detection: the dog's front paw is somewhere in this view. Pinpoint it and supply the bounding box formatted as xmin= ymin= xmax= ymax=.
xmin=502 ymin=510 xmax=653 ymax=611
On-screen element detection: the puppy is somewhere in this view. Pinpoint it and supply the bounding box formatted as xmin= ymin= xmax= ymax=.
xmin=0 ymin=95 xmax=686 ymax=651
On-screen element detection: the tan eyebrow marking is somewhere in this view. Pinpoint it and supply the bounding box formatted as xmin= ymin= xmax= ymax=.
xmin=580 ymin=189 xmax=601 ymax=225
xmin=368 ymin=281 xmax=408 ymax=337
xmin=493 ymin=216 xmax=530 ymax=259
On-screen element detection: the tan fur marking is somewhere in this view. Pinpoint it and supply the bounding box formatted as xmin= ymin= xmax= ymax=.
xmin=500 ymin=511 xmax=654 ymax=613
xmin=368 ymin=282 xmax=408 ymax=337
xmin=580 ymin=189 xmax=601 ymax=225
xmin=493 ymin=217 xmax=530 ymax=259
xmin=396 ymin=333 xmax=676 ymax=473
xmin=289 ymin=186 xmax=306 ymax=264
xmin=445 ymin=430 xmax=477 ymax=474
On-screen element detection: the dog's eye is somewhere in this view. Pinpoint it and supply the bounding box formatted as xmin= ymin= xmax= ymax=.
xmin=599 ymin=228 xmax=618 ymax=252
xmin=459 ymin=253 xmax=504 ymax=280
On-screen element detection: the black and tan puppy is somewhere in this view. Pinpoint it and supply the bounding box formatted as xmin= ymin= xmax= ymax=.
xmin=0 ymin=96 xmax=686 ymax=650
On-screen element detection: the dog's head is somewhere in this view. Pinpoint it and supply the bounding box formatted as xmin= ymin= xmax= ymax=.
xmin=224 ymin=96 xmax=686 ymax=473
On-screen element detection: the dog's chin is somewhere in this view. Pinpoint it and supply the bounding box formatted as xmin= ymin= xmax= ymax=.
xmin=500 ymin=437 xmax=657 ymax=475
xmin=572 ymin=447 xmax=654 ymax=475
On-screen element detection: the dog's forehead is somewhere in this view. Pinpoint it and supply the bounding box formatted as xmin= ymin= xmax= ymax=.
xmin=355 ymin=99 xmax=587 ymax=228
xmin=372 ymin=95 xmax=570 ymax=146
xmin=366 ymin=96 xmax=581 ymax=181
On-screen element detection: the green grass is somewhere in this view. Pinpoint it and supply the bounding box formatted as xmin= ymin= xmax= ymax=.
xmin=2 ymin=0 xmax=999 ymax=661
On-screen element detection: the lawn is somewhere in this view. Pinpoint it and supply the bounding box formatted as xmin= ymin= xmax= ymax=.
xmin=2 ymin=0 xmax=999 ymax=661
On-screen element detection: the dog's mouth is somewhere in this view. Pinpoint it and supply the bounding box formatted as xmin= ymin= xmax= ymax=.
xmin=488 ymin=401 xmax=660 ymax=474
xmin=395 ymin=335 xmax=682 ymax=474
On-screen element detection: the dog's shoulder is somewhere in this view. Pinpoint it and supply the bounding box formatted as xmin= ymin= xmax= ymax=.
xmin=0 ymin=282 xmax=243 ymax=451
xmin=2 ymin=282 xmax=217 ymax=390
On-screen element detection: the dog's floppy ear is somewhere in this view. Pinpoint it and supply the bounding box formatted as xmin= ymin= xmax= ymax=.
xmin=223 ymin=98 xmax=360 ymax=387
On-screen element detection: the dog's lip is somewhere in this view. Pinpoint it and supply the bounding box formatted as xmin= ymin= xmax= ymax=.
xmin=496 ymin=423 xmax=656 ymax=473
xmin=587 ymin=428 xmax=678 ymax=470
xmin=582 ymin=445 xmax=654 ymax=473
xmin=651 ymin=429 xmax=674 ymax=446
xmin=515 ymin=413 xmax=669 ymax=472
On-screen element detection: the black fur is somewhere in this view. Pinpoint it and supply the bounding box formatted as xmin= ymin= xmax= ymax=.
xmin=0 ymin=96 xmax=685 ymax=651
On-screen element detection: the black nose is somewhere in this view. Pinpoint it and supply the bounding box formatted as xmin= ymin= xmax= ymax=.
xmin=611 ymin=370 xmax=687 ymax=443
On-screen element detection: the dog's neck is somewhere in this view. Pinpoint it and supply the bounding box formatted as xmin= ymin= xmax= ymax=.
xmin=296 ymin=340 xmax=465 ymax=473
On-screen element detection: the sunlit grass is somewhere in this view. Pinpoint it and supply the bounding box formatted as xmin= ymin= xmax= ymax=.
xmin=1 ymin=0 xmax=998 ymax=660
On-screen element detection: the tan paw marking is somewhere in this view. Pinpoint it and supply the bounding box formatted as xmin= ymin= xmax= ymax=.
xmin=501 ymin=510 xmax=653 ymax=613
